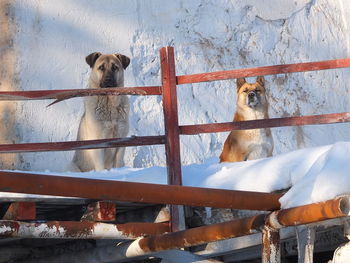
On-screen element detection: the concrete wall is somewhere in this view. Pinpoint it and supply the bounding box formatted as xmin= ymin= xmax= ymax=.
xmin=0 ymin=1 xmax=18 ymax=169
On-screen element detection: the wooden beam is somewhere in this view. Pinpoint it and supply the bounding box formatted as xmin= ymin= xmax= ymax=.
xmin=179 ymin=112 xmax=350 ymax=135
xmin=0 ymin=135 xmax=165 ymax=153
xmin=176 ymin=58 xmax=350 ymax=85
xmin=160 ymin=46 xmax=185 ymax=232
xmin=0 ymin=86 xmax=162 ymax=102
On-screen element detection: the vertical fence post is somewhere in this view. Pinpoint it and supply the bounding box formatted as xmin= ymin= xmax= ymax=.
xmin=262 ymin=226 xmax=281 ymax=263
xmin=160 ymin=46 xmax=185 ymax=232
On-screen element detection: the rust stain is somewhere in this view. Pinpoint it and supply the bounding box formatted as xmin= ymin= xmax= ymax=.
xmin=117 ymin=222 xmax=170 ymax=238
xmin=139 ymin=214 xmax=266 ymax=252
xmin=262 ymin=227 xmax=280 ymax=262
xmin=45 ymin=221 xmax=93 ymax=238
xmin=275 ymin=198 xmax=344 ymax=227
xmin=0 ymin=221 xmax=20 ymax=237
xmin=97 ymin=202 xmax=116 ymax=221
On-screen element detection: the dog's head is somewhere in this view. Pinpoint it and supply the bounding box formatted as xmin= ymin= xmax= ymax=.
xmin=85 ymin=52 xmax=130 ymax=88
xmin=236 ymin=76 xmax=267 ymax=108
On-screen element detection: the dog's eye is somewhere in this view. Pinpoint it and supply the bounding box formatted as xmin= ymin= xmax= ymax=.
xmin=98 ymin=65 xmax=105 ymax=71
xmin=111 ymin=64 xmax=118 ymax=71
xmin=244 ymin=89 xmax=249 ymax=93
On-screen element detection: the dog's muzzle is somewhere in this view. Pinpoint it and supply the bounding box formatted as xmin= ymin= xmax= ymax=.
xmin=247 ymin=91 xmax=260 ymax=107
xmin=100 ymin=73 xmax=117 ymax=88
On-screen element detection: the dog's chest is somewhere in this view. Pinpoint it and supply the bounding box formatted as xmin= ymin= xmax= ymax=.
xmin=86 ymin=96 xmax=128 ymax=131
xmin=243 ymin=128 xmax=272 ymax=145
xmin=238 ymin=108 xmax=273 ymax=149
xmin=93 ymin=96 xmax=126 ymax=121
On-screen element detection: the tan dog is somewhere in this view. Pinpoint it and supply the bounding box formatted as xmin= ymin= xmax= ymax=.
xmin=219 ymin=76 xmax=273 ymax=162
xmin=72 ymin=52 xmax=130 ymax=172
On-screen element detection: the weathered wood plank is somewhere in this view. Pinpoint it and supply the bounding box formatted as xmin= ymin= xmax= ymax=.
xmin=2 ymin=202 xmax=36 ymax=220
xmin=177 ymin=58 xmax=350 ymax=85
xmin=0 ymin=135 xmax=165 ymax=153
xmin=160 ymin=46 xmax=185 ymax=232
xmin=0 ymin=86 xmax=161 ymax=101
xmin=180 ymin=112 xmax=350 ymax=135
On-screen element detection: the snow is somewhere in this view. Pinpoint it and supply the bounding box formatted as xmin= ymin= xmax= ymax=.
xmin=2 ymin=141 xmax=350 ymax=209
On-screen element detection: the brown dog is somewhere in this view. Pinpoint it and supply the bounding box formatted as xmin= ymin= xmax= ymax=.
xmin=72 ymin=52 xmax=130 ymax=172
xmin=219 ymin=76 xmax=273 ymax=162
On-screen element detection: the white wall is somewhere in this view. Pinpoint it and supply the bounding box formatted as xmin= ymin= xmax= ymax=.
xmin=12 ymin=0 xmax=350 ymax=171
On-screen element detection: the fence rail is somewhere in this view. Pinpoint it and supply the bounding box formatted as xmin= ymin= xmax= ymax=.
xmin=0 ymin=86 xmax=162 ymax=104
xmin=180 ymin=112 xmax=350 ymax=135
xmin=0 ymin=135 xmax=165 ymax=153
xmin=176 ymin=58 xmax=350 ymax=84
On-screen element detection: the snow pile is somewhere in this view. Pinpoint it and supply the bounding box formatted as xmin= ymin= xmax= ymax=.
xmin=202 ymin=141 xmax=350 ymax=208
xmin=2 ymin=142 xmax=350 ymax=209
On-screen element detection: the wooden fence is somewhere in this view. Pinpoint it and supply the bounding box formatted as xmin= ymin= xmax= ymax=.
xmin=0 ymin=46 xmax=350 ymax=262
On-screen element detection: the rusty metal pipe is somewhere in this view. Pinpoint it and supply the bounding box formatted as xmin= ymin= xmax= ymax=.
xmin=124 ymin=197 xmax=350 ymax=258
xmin=126 ymin=196 xmax=350 ymax=256
xmin=19 ymin=214 xmax=267 ymax=263
xmin=266 ymin=196 xmax=350 ymax=230
xmin=0 ymin=171 xmax=282 ymax=211
xmin=0 ymin=220 xmax=169 ymax=239
xmin=138 ymin=213 xmax=266 ymax=252
xmin=16 ymin=197 xmax=350 ymax=263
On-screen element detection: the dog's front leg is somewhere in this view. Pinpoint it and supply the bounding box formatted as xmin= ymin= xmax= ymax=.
xmin=86 ymin=149 xmax=105 ymax=171
xmin=114 ymin=147 xmax=125 ymax=168
xmin=83 ymin=114 xmax=107 ymax=171
xmin=246 ymin=144 xmax=271 ymax=161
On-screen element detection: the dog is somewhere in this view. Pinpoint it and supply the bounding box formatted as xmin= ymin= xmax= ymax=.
xmin=219 ymin=76 xmax=273 ymax=162
xmin=72 ymin=52 xmax=130 ymax=172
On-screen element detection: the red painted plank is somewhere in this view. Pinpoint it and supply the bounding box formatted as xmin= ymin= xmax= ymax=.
xmin=179 ymin=112 xmax=350 ymax=135
xmin=160 ymin=46 xmax=185 ymax=232
xmin=176 ymin=58 xmax=350 ymax=85
xmin=0 ymin=135 xmax=165 ymax=153
xmin=160 ymin=47 xmax=182 ymax=186
xmin=0 ymin=86 xmax=162 ymax=103
xmin=3 ymin=202 xmax=36 ymax=220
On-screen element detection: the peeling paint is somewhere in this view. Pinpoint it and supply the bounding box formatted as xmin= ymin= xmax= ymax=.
xmin=0 ymin=220 xmax=169 ymax=239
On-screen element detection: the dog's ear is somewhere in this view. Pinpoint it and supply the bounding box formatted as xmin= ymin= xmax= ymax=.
xmin=85 ymin=52 xmax=102 ymax=68
xmin=236 ymin=78 xmax=246 ymax=90
xmin=256 ymin=76 xmax=265 ymax=86
xmin=115 ymin=54 xmax=130 ymax=69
